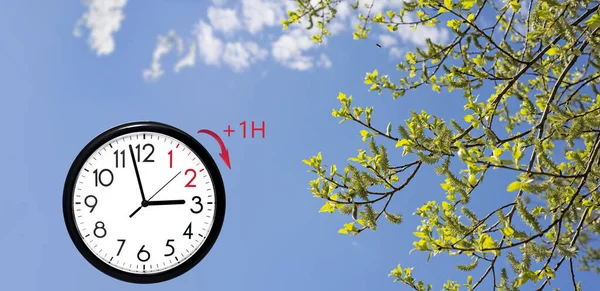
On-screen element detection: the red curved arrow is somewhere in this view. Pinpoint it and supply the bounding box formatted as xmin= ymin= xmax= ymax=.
xmin=197 ymin=129 xmax=231 ymax=169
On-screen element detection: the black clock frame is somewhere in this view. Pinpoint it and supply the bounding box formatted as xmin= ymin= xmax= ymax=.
xmin=62 ymin=121 xmax=226 ymax=284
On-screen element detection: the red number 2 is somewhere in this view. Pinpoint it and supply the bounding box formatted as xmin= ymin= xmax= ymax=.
xmin=185 ymin=169 xmax=196 ymax=187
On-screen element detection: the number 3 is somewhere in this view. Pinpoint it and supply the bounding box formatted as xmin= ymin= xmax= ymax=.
xmin=190 ymin=196 xmax=203 ymax=213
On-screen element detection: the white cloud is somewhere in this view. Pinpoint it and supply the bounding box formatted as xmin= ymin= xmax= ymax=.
xmin=328 ymin=22 xmax=345 ymax=35
xmin=358 ymin=0 xmax=403 ymax=15
xmin=392 ymin=14 xmax=450 ymax=46
xmin=242 ymin=0 xmax=284 ymax=34
xmin=222 ymin=42 xmax=268 ymax=72
xmin=350 ymin=16 xmax=361 ymax=31
xmin=317 ymin=54 xmax=332 ymax=69
xmin=348 ymin=1 xmax=449 ymax=47
xmin=283 ymin=0 xmax=297 ymax=12
xmin=212 ymin=0 xmax=227 ymax=6
xmin=73 ymin=0 xmax=128 ymax=56
xmin=194 ymin=20 xmax=224 ymax=65
xmin=207 ymin=7 xmax=242 ymax=35
xmin=327 ymin=1 xmax=351 ymax=35
xmin=174 ymin=43 xmax=197 ymax=73
xmin=378 ymin=34 xmax=397 ymax=47
xmin=336 ymin=1 xmax=351 ymax=19
xmin=142 ymin=30 xmax=184 ymax=81
xmin=272 ymin=28 xmax=317 ymax=71
xmin=396 ymin=24 xmax=449 ymax=46
xmin=389 ymin=47 xmax=402 ymax=59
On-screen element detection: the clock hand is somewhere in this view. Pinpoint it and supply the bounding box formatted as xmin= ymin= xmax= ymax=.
xmin=147 ymin=171 xmax=181 ymax=201
xmin=129 ymin=206 xmax=142 ymax=218
xmin=146 ymin=200 xmax=186 ymax=206
xmin=128 ymin=171 xmax=182 ymax=219
xmin=129 ymin=145 xmax=147 ymax=202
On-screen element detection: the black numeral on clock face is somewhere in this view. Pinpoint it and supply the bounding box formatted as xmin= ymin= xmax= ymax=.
xmin=183 ymin=222 xmax=193 ymax=239
xmin=137 ymin=245 xmax=150 ymax=262
xmin=116 ymin=239 xmax=126 ymax=256
xmin=93 ymin=169 xmax=113 ymax=187
xmin=94 ymin=221 xmax=106 ymax=238
xmin=135 ymin=143 xmax=155 ymax=162
xmin=84 ymin=195 xmax=97 ymax=212
xmin=165 ymin=239 xmax=175 ymax=256
xmin=114 ymin=150 xmax=126 ymax=168
xmin=190 ymin=196 xmax=203 ymax=213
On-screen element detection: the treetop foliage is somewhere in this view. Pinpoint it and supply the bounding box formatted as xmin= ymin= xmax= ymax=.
xmin=287 ymin=0 xmax=600 ymax=290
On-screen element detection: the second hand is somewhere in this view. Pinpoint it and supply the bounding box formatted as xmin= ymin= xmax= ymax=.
xmin=129 ymin=171 xmax=182 ymax=218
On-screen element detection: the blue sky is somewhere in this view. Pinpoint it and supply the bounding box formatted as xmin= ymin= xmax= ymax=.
xmin=0 ymin=0 xmax=598 ymax=290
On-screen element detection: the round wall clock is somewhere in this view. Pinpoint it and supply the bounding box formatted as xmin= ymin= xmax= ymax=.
xmin=63 ymin=121 xmax=226 ymax=284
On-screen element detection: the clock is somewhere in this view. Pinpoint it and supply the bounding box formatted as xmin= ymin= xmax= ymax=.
xmin=63 ymin=121 xmax=226 ymax=284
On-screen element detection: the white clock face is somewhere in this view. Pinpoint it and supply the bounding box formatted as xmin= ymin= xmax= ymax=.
xmin=71 ymin=131 xmax=217 ymax=275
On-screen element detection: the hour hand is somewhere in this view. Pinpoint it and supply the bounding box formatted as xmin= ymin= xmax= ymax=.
xmin=146 ymin=200 xmax=186 ymax=206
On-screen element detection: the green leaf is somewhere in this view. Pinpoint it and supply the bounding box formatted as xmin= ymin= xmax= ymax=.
xmin=585 ymin=13 xmax=600 ymax=29
xmin=360 ymin=130 xmax=370 ymax=142
xmin=501 ymin=225 xmax=515 ymax=237
xmin=467 ymin=13 xmax=475 ymax=22
xmin=442 ymin=201 xmax=453 ymax=211
xmin=506 ymin=181 xmax=521 ymax=192
xmin=405 ymin=52 xmax=417 ymax=64
xmin=319 ymin=202 xmax=335 ymax=213
xmin=413 ymin=239 xmax=430 ymax=251
xmin=464 ymin=115 xmax=475 ymax=122
xmin=462 ymin=0 xmax=476 ymax=9
xmin=510 ymin=0 xmax=521 ymax=12
xmin=413 ymin=231 xmax=428 ymax=239
xmin=447 ymin=19 xmax=461 ymax=30
xmin=372 ymin=12 xmax=384 ymax=23
xmin=344 ymin=222 xmax=356 ymax=230
xmin=472 ymin=55 xmax=485 ymax=66
xmin=468 ymin=174 xmax=476 ymax=186
xmin=338 ymin=222 xmax=357 ymax=234
xmin=310 ymin=34 xmax=322 ymax=43
xmin=353 ymin=107 xmax=364 ymax=117
xmin=493 ymin=147 xmax=504 ymax=158
xmin=444 ymin=0 xmax=453 ymax=9
xmin=479 ymin=233 xmax=496 ymax=250
xmin=396 ymin=139 xmax=411 ymax=148
xmin=546 ymin=47 xmax=559 ymax=56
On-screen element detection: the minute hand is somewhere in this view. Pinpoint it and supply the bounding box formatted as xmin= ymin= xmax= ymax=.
xmin=129 ymin=145 xmax=146 ymax=202
xmin=146 ymin=200 xmax=186 ymax=206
